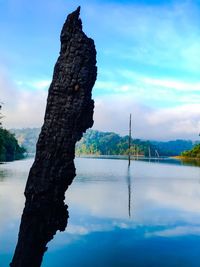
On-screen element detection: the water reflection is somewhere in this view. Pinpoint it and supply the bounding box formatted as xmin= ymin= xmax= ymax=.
xmin=179 ymin=158 xmax=200 ymax=167
xmin=10 ymin=199 xmax=68 ymax=267
xmin=126 ymin=166 xmax=132 ymax=218
xmin=0 ymin=164 xmax=10 ymax=181
xmin=9 ymin=154 xmax=72 ymax=267
xmin=2 ymin=158 xmax=200 ymax=267
xmin=0 ymin=170 xmax=7 ymax=181
xmin=139 ymin=157 xmax=200 ymax=168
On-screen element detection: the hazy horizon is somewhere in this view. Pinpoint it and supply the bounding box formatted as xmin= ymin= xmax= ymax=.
xmin=9 ymin=127 xmax=199 ymax=142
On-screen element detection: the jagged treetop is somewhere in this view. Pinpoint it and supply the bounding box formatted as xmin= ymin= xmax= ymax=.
xmin=61 ymin=6 xmax=82 ymax=42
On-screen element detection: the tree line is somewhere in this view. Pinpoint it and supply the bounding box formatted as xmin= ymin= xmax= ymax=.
xmin=0 ymin=105 xmax=25 ymax=162
xmin=76 ymin=130 xmax=153 ymax=156
xmin=10 ymin=128 xmax=195 ymax=157
xmin=181 ymin=144 xmax=200 ymax=159
xmin=75 ymin=130 xmax=194 ymax=157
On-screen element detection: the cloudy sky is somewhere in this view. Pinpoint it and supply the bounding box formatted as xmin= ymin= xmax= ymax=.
xmin=1 ymin=0 xmax=200 ymax=140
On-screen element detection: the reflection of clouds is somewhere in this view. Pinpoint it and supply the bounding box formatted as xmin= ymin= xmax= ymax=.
xmin=49 ymin=220 xmax=134 ymax=250
xmin=68 ymin=159 xmax=200 ymax=227
xmin=67 ymin=223 xmax=112 ymax=236
xmin=1 ymin=158 xmax=200 ymax=238
xmin=67 ymin=177 xmax=200 ymax=227
xmin=66 ymin=183 xmax=129 ymax=219
xmin=146 ymin=182 xmax=200 ymax=213
xmin=146 ymin=226 xmax=200 ymax=238
xmin=67 ymin=221 xmax=132 ymax=236
xmin=0 ymin=181 xmax=25 ymax=231
xmin=0 ymin=159 xmax=32 ymax=231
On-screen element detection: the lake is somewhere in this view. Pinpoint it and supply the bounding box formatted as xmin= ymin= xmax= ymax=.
xmin=1 ymin=157 xmax=200 ymax=266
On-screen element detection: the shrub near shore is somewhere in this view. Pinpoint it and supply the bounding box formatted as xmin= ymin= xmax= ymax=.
xmin=181 ymin=144 xmax=200 ymax=159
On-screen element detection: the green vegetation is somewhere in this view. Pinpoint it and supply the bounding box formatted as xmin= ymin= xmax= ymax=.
xmin=11 ymin=128 xmax=195 ymax=157
xmin=0 ymin=128 xmax=26 ymax=161
xmin=11 ymin=128 xmax=153 ymax=156
xmin=76 ymin=130 xmax=153 ymax=156
xmin=0 ymin=105 xmax=25 ymax=162
xmin=76 ymin=130 xmax=194 ymax=157
xmin=151 ymin=140 xmax=193 ymax=157
xmin=181 ymin=144 xmax=200 ymax=159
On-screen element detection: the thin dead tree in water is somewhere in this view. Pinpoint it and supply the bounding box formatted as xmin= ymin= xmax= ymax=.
xmin=128 ymin=113 xmax=132 ymax=166
xmin=126 ymin=166 xmax=132 ymax=218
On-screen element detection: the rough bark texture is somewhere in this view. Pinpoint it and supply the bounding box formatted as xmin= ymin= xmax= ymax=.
xmin=10 ymin=6 xmax=97 ymax=267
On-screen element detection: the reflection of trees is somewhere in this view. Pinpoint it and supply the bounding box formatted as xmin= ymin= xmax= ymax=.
xmin=126 ymin=166 xmax=132 ymax=218
xmin=180 ymin=158 xmax=200 ymax=167
xmin=0 ymin=167 xmax=8 ymax=181
xmin=10 ymin=199 xmax=68 ymax=267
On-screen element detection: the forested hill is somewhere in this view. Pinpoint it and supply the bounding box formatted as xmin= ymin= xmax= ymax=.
xmin=11 ymin=128 xmax=195 ymax=157
xmin=151 ymin=140 xmax=194 ymax=157
xmin=76 ymin=130 xmax=153 ymax=156
xmin=0 ymin=128 xmax=26 ymax=161
xmin=76 ymin=130 xmax=194 ymax=156
xmin=181 ymin=144 xmax=200 ymax=159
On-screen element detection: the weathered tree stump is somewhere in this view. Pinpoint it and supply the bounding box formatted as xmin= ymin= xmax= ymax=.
xmin=10 ymin=6 xmax=97 ymax=267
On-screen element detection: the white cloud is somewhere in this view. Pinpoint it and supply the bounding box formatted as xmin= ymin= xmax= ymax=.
xmin=95 ymin=71 xmax=200 ymax=109
xmin=118 ymin=70 xmax=200 ymax=92
xmin=93 ymin=95 xmax=200 ymax=140
xmin=0 ymin=69 xmax=47 ymax=128
xmin=146 ymin=104 xmax=200 ymax=137
xmin=28 ymin=80 xmax=51 ymax=90
xmin=142 ymin=77 xmax=200 ymax=92
xmin=1 ymin=65 xmax=200 ymax=140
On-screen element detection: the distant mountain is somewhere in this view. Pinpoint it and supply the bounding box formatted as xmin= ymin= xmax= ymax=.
xmin=76 ymin=130 xmax=154 ymax=156
xmin=151 ymin=139 xmax=194 ymax=157
xmin=10 ymin=128 xmax=196 ymax=157
xmin=10 ymin=128 xmax=40 ymax=153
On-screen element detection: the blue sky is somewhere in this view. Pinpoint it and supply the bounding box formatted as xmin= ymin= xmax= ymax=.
xmin=1 ymin=0 xmax=200 ymax=140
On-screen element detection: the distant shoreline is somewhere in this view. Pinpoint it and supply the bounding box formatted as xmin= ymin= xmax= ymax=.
xmin=174 ymin=156 xmax=200 ymax=161
xmin=76 ymin=154 xmax=169 ymax=160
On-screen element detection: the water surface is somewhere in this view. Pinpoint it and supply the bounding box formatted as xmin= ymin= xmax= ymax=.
xmin=1 ymin=158 xmax=200 ymax=266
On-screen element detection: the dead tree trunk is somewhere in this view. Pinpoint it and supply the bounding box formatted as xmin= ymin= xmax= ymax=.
xmin=10 ymin=6 xmax=97 ymax=267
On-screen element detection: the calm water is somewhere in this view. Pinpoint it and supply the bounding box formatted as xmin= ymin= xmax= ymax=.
xmin=1 ymin=158 xmax=200 ymax=266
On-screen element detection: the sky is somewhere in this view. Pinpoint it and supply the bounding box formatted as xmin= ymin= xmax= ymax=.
xmin=1 ymin=0 xmax=200 ymax=140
